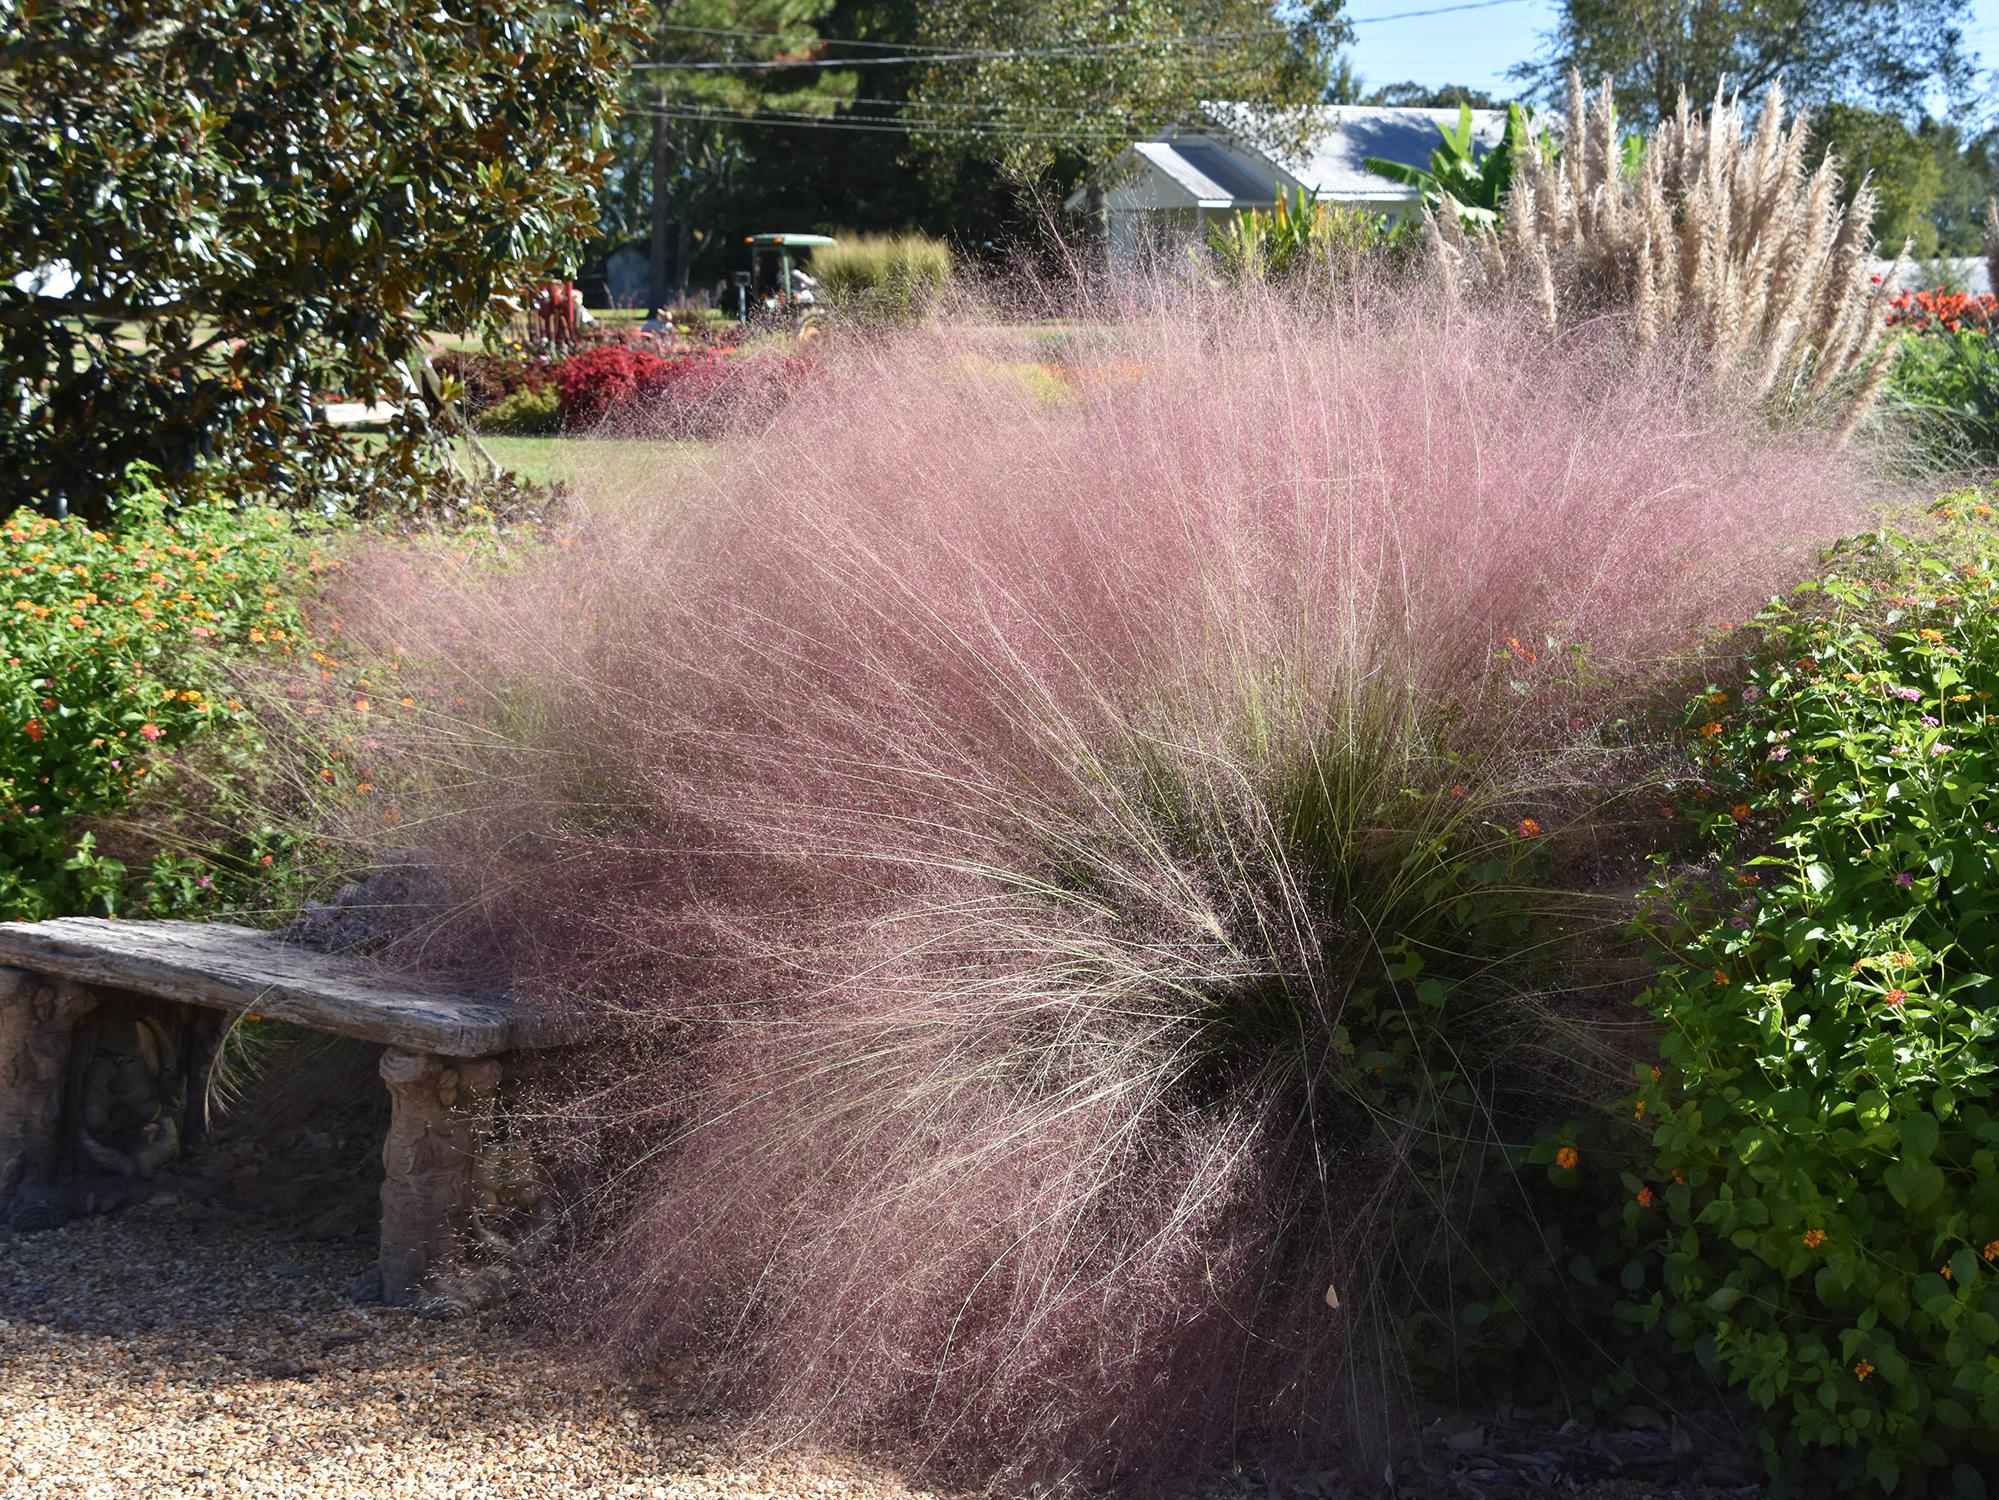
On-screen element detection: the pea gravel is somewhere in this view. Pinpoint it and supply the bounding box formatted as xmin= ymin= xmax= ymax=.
xmin=0 ymin=1201 xmax=964 ymax=1500
xmin=0 ymin=1198 xmax=1764 ymax=1500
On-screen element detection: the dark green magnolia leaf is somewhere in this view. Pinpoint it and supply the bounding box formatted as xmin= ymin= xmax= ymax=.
xmin=3 ymin=0 xmax=635 ymax=519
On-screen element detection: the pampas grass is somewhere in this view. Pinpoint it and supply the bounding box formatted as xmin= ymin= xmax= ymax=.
xmin=320 ymin=282 xmax=1882 ymax=1489
xmin=1427 ymin=76 xmax=1905 ymax=439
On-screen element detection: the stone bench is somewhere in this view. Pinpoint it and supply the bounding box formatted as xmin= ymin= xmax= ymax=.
xmin=0 ymin=918 xmax=582 ymax=1307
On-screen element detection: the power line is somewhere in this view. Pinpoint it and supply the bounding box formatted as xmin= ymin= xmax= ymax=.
xmin=639 ymin=104 xmax=1138 ymax=141
xmin=632 ymin=30 xmax=1290 ymax=72
xmin=648 ymin=0 xmax=1523 ymax=59
xmin=1347 ymin=0 xmax=1530 ymax=22
xmin=832 ymin=94 xmax=1166 ymax=118
xmin=651 ymin=21 xmax=961 ymax=54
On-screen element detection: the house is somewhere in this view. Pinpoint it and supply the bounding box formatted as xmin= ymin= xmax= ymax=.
xmin=1066 ymin=104 xmax=1509 ymax=269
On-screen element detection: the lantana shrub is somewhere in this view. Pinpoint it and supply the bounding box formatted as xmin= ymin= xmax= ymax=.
xmin=329 ymin=289 xmax=1878 ymax=1487
xmin=0 ymin=471 xmax=327 ymax=919
xmin=1628 ymin=491 xmax=1999 ymax=1495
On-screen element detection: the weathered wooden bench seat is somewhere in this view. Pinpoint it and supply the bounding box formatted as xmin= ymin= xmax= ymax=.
xmin=0 ymin=918 xmax=583 ymax=1307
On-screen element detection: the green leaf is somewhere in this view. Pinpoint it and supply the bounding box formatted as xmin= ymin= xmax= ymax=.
xmin=1902 ymin=1112 xmax=1942 ymax=1163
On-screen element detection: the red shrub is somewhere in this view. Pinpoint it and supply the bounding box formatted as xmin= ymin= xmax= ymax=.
xmin=553 ymin=345 xmax=644 ymax=429
xmin=554 ymin=346 xmax=808 ymax=437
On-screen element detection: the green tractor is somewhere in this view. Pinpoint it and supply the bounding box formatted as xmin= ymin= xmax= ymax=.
xmin=734 ymin=232 xmax=834 ymax=341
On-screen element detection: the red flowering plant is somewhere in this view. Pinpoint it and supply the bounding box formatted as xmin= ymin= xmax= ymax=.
xmin=1885 ymin=287 xmax=1999 ymax=465
xmin=1886 ymin=289 xmax=1998 ymax=337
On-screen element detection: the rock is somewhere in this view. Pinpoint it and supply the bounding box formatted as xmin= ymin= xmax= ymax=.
xmin=1618 ymin=1403 xmax=1668 ymax=1432
xmin=282 ymin=851 xmax=448 ymax=955
xmin=348 ymin=1266 xmax=384 ymax=1305
xmin=6 ymin=1186 xmax=72 ymax=1233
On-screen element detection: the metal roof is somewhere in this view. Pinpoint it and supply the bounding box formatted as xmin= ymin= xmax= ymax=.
xmin=1205 ymin=104 xmax=1510 ymax=202
xmin=1072 ymin=105 xmax=1512 ymax=212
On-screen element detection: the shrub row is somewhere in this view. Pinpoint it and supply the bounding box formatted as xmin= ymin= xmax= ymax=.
xmin=808 ymin=232 xmax=953 ymax=322
xmin=437 ymin=342 xmax=808 ymax=438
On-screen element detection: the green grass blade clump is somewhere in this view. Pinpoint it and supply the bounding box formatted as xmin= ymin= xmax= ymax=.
xmin=809 ymin=232 xmax=954 ymax=322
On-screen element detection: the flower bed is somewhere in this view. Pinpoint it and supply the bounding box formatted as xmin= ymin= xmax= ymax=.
xmin=434 ymin=334 xmax=802 ymax=438
xmin=1887 ymin=289 xmax=1997 ymax=336
xmin=432 ymin=350 xmax=557 ymax=415
xmin=553 ymin=345 xmax=808 ymax=436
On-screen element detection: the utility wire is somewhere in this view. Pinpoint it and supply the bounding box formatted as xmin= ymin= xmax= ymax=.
xmin=1346 ymin=0 xmax=1529 ymax=21
xmin=651 ymin=22 xmax=963 ymax=53
xmin=820 ymin=94 xmax=1179 ymax=118
xmin=647 ymin=0 xmax=1524 ymax=56
xmin=639 ymin=105 xmax=1138 ymax=140
xmin=632 ymin=30 xmax=1289 ymax=72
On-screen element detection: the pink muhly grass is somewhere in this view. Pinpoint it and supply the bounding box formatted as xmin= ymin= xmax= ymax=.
xmin=325 ymin=283 xmax=1879 ymax=1488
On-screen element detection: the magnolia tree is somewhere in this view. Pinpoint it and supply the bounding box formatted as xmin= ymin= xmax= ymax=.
xmin=1 ymin=0 xmax=637 ymax=520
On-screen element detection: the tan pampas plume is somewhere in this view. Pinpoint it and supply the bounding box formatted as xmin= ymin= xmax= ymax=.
xmin=1425 ymin=73 xmax=1903 ymax=439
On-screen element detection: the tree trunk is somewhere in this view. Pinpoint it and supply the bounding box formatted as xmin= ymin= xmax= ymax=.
xmin=1084 ymin=182 xmax=1111 ymax=275
xmin=675 ymin=212 xmax=691 ymax=300
xmin=648 ymin=107 xmax=672 ymax=319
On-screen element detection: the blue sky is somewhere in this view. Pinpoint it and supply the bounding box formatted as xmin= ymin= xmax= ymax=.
xmin=1341 ymin=0 xmax=1999 ymax=108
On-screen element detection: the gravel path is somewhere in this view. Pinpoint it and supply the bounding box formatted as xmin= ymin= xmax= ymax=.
xmin=0 ymin=1203 xmax=960 ymax=1500
xmin=0 ymin=1199 xmax=1765 ymax=1500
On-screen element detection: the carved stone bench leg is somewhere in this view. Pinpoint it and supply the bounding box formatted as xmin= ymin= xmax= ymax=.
xmin=0 ymin=968 xmax=96 ymax=1224
xmin=377 ymin=1048 xmax=502 ymax=1307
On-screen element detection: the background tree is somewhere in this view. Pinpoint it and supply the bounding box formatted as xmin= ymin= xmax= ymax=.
xmin=591 ymin=0 xmax=1350 ymax=289
xmin=1 ymin=0 xmax=634 ymax=520
xmin=610 ymin=1 xmax=856 ymax=314
xmin=1363 ymin=81 xmax=1501 ymax=109
xmin=904 ymin=0 xmax=1349 ymax=182
xmin=892 ymin=0 xmax=1348 ymax=268
xmin=1813 ymin=105 xmax=1999 ymax=258
xmin=1514 ymin=0 xmax=1982 ymax=126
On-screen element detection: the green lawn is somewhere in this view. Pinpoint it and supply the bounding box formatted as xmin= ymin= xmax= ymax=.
xmin=461 ymin=434 xmax=707 ymax=491
xmin=351 ymin=432 xmax=706 ymax=492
